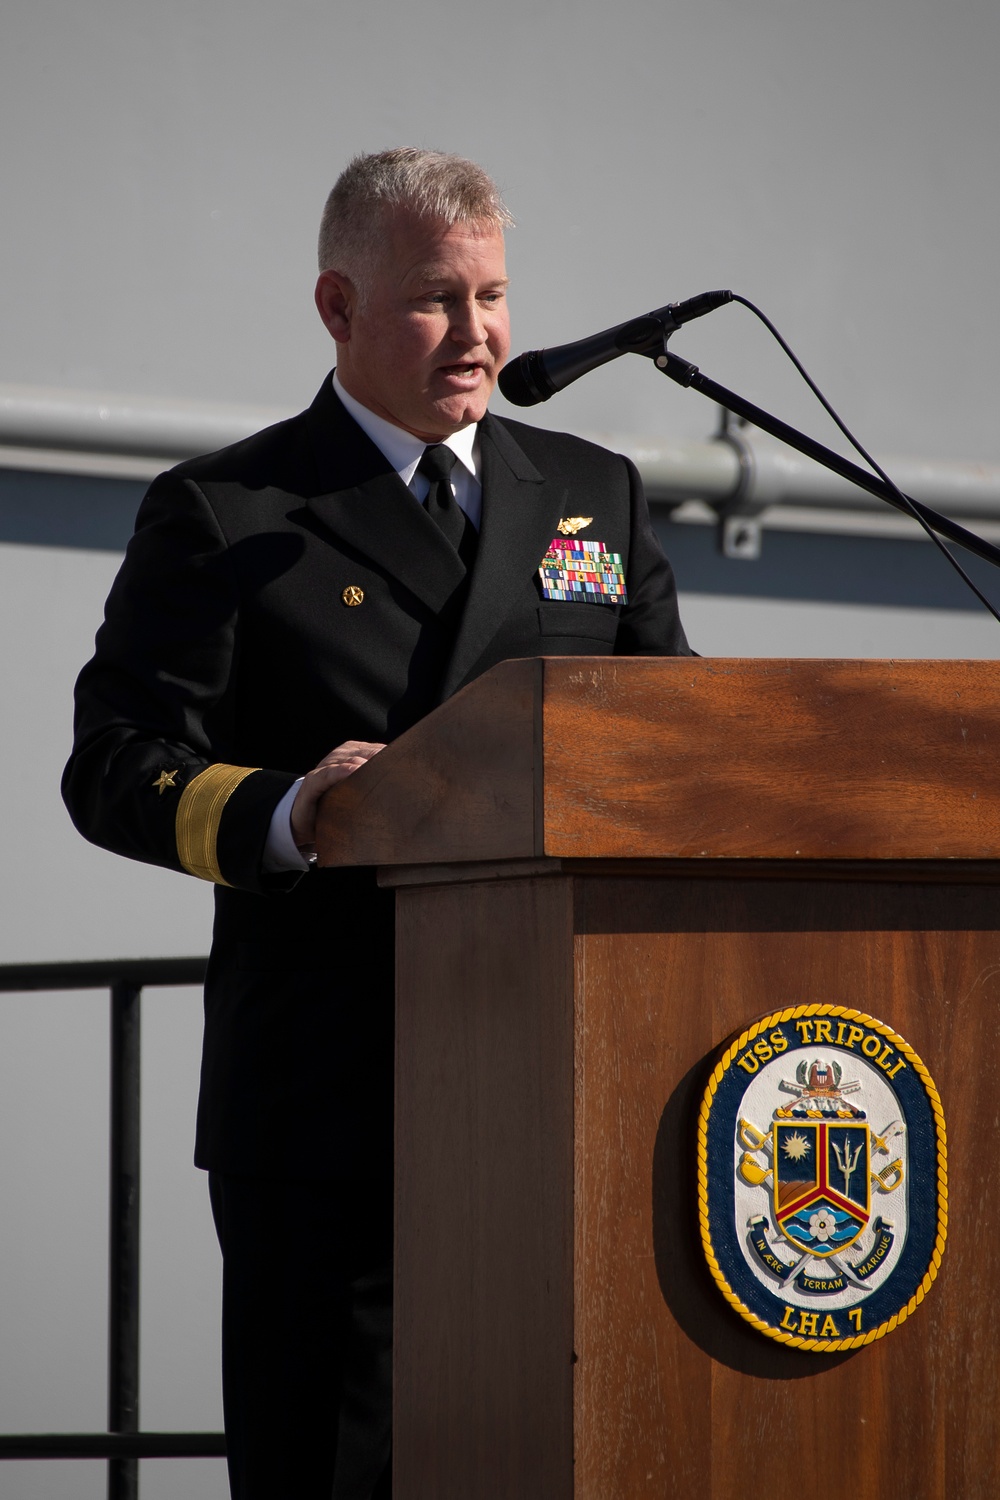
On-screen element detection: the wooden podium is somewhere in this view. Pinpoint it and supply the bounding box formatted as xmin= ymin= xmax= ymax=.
xmin=317 ymin=657 xmax=1000 ymax=1500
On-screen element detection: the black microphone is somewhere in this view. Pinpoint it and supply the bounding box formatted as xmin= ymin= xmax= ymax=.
xmin=497 ymin=289 xmax=733 ymax=407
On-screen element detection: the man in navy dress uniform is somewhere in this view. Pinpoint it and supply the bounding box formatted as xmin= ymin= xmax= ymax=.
xmin=63 ymin=147 xmax=692 ymax=1498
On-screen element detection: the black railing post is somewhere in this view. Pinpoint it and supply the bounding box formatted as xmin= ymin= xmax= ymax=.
xmin=108 ymin=979 xmax=141 ymax=1500
xmin=0 ymin=958 xmax=223 ymax=1475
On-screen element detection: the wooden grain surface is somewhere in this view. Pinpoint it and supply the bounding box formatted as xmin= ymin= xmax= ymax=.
xmin=543 ymin=657 xmax=1000 ymax=860
xmin=316 ymin=657 xmax=1000 ymax=868
xmin=393 ymin=876 xmax=576 ymax=1500
xmin=572 ymin=874 xmax=1000 ymax=1499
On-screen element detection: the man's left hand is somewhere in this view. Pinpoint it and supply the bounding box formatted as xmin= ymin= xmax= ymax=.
xmin=291 ymin=740 xmax=386 ymax=855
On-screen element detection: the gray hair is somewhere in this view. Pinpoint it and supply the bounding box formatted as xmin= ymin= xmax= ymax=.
xmin=318 ymin=147 xmax=514 ymax=281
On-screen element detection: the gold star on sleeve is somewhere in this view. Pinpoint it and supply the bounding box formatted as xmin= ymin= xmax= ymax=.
xmin=152 ymin=769 xmax=179 ymax=795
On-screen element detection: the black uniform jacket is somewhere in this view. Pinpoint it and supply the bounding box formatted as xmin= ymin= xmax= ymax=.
xmin=63 ymin=377 xmax=692 ymax=1180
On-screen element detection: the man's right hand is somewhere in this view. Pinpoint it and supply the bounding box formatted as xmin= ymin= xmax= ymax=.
xmin=290 ymin=741 xmax=386 ymax=856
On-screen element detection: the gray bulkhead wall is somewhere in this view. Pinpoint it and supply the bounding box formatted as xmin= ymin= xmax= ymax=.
xmin=1 ymin=0 xmax=998 ymax=1494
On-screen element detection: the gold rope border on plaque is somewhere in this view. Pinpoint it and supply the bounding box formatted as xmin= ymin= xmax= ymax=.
xmin=697 ymin=1003 xmax=948 ymax=1352
xmin=176 ymin=763 xmax=260 ymax=886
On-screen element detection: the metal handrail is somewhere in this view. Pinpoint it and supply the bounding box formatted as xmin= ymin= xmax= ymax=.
xmin=0 ymin=957 xmax=209 ymax=992
xmin=0 ymin=958 xmax=223 ymax=1499
xmin=4 ymin=382 xmax=1000 ymax=523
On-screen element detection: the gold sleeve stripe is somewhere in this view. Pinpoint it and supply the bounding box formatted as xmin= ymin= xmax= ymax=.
xmin=175 ymin=763 xmax=260 ymax=885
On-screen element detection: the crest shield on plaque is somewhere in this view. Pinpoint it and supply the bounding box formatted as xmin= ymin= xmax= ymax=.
xmin=774 ymin=1121 xmax=870 ymax=1256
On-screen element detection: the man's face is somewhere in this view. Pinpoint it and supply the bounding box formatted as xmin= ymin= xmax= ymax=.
xmin=316 ymin=211 xmax=511 ymax=441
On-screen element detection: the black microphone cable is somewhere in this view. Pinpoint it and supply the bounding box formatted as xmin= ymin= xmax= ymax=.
xmin=727 ymin=293 xmax=1000 ymax=627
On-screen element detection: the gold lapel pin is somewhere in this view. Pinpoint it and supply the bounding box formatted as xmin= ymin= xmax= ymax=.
xmin=152 ymin=769 xmax=179 ymax=795
xmin=557 ymin=516 xmax=593 ymax=536
xmin=341 ymin=585 xmax=365 ymax=607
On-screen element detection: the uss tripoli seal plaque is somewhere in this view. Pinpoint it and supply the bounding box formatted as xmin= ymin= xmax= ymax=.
xmin=698 ymin=1004 xmax=947 ymax=1351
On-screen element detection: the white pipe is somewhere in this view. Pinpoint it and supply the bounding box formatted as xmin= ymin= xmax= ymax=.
xmin=740 ymin=441 xmax=1000 ymax=518
xmin=586 ymin=430 xmax=1000 ymax=519
xmin=2 ymin=384 xmax=1000 ymax=521
xmin=0 ymin=384 xmax=290 ymax=459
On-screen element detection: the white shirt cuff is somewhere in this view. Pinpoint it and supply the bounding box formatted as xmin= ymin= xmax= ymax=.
xmin=261 ymin=778 xmax=311 ymax=873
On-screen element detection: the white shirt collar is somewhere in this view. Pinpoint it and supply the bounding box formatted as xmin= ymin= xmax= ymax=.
xmin=332 ymin=370 xmax=479 ymax=484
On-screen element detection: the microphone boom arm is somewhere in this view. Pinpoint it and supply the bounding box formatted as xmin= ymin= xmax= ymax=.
xmin=650 ymin=347 xmax=1000 ymax=573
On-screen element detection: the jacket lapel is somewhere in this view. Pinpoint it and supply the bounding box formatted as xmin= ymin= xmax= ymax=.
xmin=302 ymin=381 xmax=467 ymax=615
xmin=439 ymin=414 xmax=565 ymax=699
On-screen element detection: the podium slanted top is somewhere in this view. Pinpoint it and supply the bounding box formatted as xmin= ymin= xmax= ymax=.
xmin=314 ymin=656 xmax=1000 ymax=869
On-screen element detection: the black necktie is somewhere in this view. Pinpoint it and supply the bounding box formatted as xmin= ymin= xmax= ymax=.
xmin=417 ymin=445 xmax=476 ymax=562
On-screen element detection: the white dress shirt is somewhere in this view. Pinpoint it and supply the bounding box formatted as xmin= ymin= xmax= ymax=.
xmin=262 ymin=373 xmax=483 ymax=873
xmin=333 ymin=371 xmax=483 ymax=527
